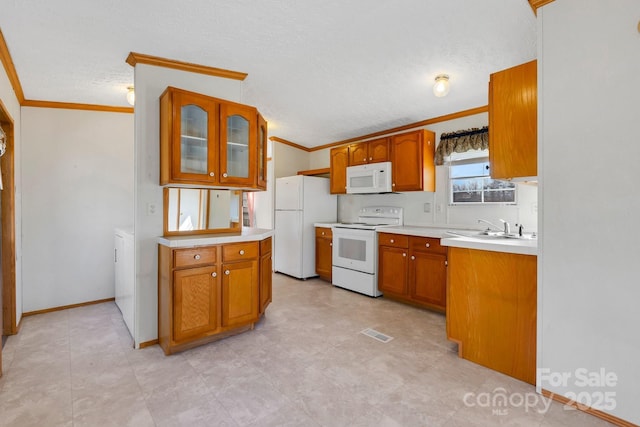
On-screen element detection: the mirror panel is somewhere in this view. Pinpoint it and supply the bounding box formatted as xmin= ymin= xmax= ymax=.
xmin=164 ymin=188 xmax=242 ymax=235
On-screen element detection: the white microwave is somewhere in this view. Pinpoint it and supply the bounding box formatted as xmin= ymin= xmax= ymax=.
xmin=346 ymin=162 xmax=393 ymax=194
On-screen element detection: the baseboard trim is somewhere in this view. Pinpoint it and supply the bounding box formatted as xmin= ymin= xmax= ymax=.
xmin=139 ymin=339 xmax=159 ymax=349
xmin=22 ymin=298 xmax=116 ymax=317
xmin=541 ymin=389 xmax=637 ymax=427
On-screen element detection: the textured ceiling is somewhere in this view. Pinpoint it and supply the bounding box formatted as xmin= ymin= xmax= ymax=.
xmin=0 ymin=0 xmax=536 ymax=147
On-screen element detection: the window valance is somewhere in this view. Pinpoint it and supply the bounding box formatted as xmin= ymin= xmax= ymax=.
xmin=434 ymin=126 xmax=488 ymax=165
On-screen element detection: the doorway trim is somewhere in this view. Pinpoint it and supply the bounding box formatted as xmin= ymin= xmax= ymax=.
xmin=0 ymin=98 xmax=16 ymax=336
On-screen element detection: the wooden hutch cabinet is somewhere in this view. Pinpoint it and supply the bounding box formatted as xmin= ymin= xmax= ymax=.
xmin=159 ymin=86 xmax=266 ymax=189
xmin=488 ymin=60 xmax=537 ymax=179
xmin=158 ymin=236 xmax=271 ymax=355
xmin=378 ymin=233 xmax=447 ymax=312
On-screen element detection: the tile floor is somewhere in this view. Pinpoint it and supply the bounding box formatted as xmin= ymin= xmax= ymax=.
xmin=0 ymin=274 xmax=613 ymax=427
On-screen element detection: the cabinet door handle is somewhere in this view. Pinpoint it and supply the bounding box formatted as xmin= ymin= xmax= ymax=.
xmin=209 ymin=172 xmax=215 ymax=177
xmin=239 ymin=249 xmax=245 ymax=255
xmin=211 ymin=272 xmax=217 ymax=278
xmin=369 ymin=157 xmax=373 ymax=161
xmin=321 ymin=231 xmax=325 ymax=235
xmin=194 ymin=254 xmax=201 ymax=260
xmin=363 ymin=158 xmax=366 ymax=162
xmin=411 ymin=255 xmax=415 ymax=260
xmin=402 ymin=253 xmax=406 ymax=257
xmin=225 ymin=270 xmax=230 ymax=275
xmin=329 ymin=242 xmax=332 ymax=246
xmin=390 ymin=239 xmax=394 ymax=243
xmin=425 ymin=243 xmax=430 ymax=248
xmin=222 ymin=172 xmax=228 ymax=178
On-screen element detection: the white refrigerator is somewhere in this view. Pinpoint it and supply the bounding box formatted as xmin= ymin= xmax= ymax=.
xmin=274 ymin=175 xmax=337 ymax=279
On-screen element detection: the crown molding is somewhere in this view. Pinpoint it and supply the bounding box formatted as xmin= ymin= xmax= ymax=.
xmin=22 ymin=100 xmax=134 ymax=114
xmin=126 ymin=52 xmax=248 ymax=81
xmin=0 ymin=28 xmax=25 ymax=104
xmin=310 ymin=105 xmax=489 ymax=152
xmin=269 ymin=136 xmax=312 ymax=152
xmin=529 ymin=0 xmax=555 ymax=14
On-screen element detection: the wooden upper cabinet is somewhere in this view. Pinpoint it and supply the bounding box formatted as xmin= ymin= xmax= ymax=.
xmin=390 ymin=129 xmax=435 ymax=192
xmin=160 ymin=86 xmax=265 ymax=189
xmin=257 ymin=113 xmax=268 ymax=190
xmin=489 ymin=60 xmax=537 ymax=179
xmin=330 ymin=146 xmax=349 ymax=194
xmin=219 ymin=102 xmax=257 ymax=187
xmin=348 ymin=138 xmax=389 ymax=166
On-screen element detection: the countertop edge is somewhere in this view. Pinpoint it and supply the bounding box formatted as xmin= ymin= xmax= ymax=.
xmin=158 ymin=228 xmax=274 ymax=248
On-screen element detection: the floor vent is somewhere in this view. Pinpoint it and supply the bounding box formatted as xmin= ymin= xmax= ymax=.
xmin=360 ymin=328 xmax=394 ymax=343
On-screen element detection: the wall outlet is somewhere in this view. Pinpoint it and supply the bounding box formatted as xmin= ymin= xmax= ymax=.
xmin=423 ymin=203 xmax=431 ymax=213
xmin=147 ymin=203 xmax=157 ymax=216
xmin=436 ymin=203 xmax=443 ymax=213
xmin=532 ymin=202 xmax=538 ymax=214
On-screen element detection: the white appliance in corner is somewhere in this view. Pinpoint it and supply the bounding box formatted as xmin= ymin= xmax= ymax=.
xmin=274 ymin=175 xmax=337 ymax=279
xmin=114 ymin=228 xmax=134 ymax=338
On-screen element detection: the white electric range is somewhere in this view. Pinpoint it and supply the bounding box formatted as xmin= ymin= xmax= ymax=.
xmin=331 ymin=206 xmax=403 ymax=297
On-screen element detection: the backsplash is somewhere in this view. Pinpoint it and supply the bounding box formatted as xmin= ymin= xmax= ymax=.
xmin=338 ymin=166 xmax=538 ymax=232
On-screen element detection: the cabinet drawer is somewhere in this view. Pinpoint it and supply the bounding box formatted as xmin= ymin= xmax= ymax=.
xmin=378 ymin=233 xmax=408 ymax=248
xmin=260 ymin=237 xmax=272 ymax=255
xmin=315 ymin=227 xmax=333 ymax=238
xmin=222 ymin=241 xmax=259 ymax=262
xmin=409 ymin=237 xmax=446 ymax=254
xmin=174 ymin=246 xmax=217 ymax=268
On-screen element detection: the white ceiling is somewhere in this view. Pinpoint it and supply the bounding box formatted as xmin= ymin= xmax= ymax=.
xmin=0 ymin=0 xmax=536 ymax=148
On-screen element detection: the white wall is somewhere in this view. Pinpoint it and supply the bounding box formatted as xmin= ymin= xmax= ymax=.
xmin=309 ymin=113 xmax=538 ymax=231
xmin=0 ymin=63 xmax=23 ymax=324
xmin=539 ymin=1 xmax=640 ymax=424
xmin=273 ymin=142 xmax=309 ymax=178
xmin=21 ymin=107 xmax=133 ymax=312
xmin=133 ymin=64 xmax=242 ymax=345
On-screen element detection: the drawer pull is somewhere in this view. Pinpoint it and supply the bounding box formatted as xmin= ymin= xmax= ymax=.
xmin=403 ymin=253 xmax=406 ymax=257
xmin=411 ymin=255 xmax=415 ymax=260
xmin=369 ymin=157 xmax=373 ymax=161
xmin=390 ymin=239 xmax=394 ymax=243
xmin=321 ymin=231 xmax=325 ymax=235
xmin=425 ymin=243 xmax=430 ymax=248
xmin=239 ymin=249 xmax=245 ymax=255
xmin=225 ymin=270 xmax=230 ymax=275
xmin=209 ymin=172 xmax=215 ymax=177
xmin=211 ymin=272 xmax=217 ymax=278
xmin=223 ymin=172 xmax=228 ymax=178
xmin=194 ymin=254 xmax=201 ymax=260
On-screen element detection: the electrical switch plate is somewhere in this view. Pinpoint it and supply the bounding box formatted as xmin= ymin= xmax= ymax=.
xmin=147 ymin=203 xmax=157 ymax=215
xmin=423 ymin=203 xmax=431 ymax=213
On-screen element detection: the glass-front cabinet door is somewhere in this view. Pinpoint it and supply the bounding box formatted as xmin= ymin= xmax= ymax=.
xmin=219 ymin=103 xmax=257 ymax=186
xmin=257 ymin=113 xmax=268 ymax=190
xmin=171 ymin=90 xmax=218 ymax=183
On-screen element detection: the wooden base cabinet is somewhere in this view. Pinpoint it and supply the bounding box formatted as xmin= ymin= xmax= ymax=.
xmin=159 ymin=237 xmax=270 ymax=355
xmin=259 ymin=237 xmax=272 ymax=314
xmin=447 ymin=247 xmax=536 ymax=384
xmin=378 ymin=233 xmax=446 ymax=312
xmin=315 ymin=227 xmax=333 ymax=281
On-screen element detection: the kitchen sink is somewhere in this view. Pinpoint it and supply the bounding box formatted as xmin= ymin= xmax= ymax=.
xmin=446 ymin=230 xmax=537 ymax=240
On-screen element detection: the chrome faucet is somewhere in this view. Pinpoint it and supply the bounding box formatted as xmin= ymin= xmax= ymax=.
xmin=499 ymin=219 xmax=510 ymax=235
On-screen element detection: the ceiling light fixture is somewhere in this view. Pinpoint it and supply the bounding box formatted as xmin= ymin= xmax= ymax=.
xmin=433 ymin=74 xmax=450 ymax=97
xmin=126 ymin=86 xmax=135 ymax=106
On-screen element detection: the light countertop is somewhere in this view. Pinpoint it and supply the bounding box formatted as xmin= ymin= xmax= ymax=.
xmin=158 ymin=228 xmax=274 ymax=248
xmin=376 ymin=225 xmax=538 ymax=256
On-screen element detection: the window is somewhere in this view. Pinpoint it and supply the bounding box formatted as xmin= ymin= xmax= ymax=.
xmin=449 ymin=155 xmax=516 ymax=205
